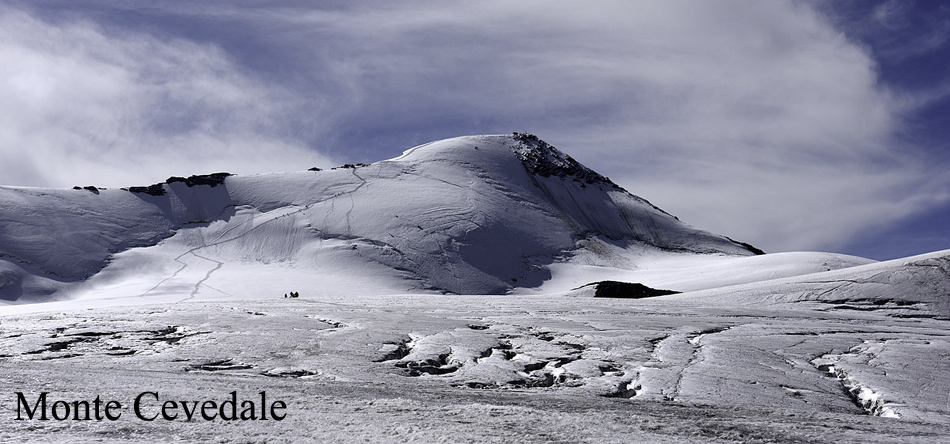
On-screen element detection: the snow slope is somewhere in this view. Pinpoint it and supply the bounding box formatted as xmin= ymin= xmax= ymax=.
xmin=1 ymin=133 xmax=867 ymax=304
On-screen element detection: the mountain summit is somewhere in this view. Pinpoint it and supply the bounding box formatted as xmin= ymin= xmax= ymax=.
xmin=1 ymin=134 xmax=763 ymax=301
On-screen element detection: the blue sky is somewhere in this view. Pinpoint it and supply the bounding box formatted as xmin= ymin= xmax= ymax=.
xmin=2 ymin=0 xmax=948 ymax=260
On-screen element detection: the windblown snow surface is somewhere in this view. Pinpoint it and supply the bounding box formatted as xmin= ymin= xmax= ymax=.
xmin=1 ymin=134 xmax=948 ymax=443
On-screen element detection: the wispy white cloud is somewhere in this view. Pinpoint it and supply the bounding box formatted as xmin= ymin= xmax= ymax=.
xmin=0 ymin=7 xmax=333 ymax=188
xmin=820 ymin=0 xmax=950 ymax=61
xmin=3 ymin=1 xmax=947 ymax=256
xmin=259 ymin=0 xmax=933 ymax=252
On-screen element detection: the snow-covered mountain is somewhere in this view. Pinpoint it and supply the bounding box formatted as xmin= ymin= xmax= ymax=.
xmin=4 ymin=134 xmax=950 ymax=443
xmin=1 ymin=133 xmax=866 ymax=303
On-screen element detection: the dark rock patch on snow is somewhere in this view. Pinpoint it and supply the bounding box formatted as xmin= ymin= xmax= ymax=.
xmin=375 ymin=339 xmax=413 ymax=362
xmin=128 ymin=172 xmax=230 ymax=196
xmin=128 ymin=183 xmax=167 ymax=196
xmin=262 ymin=368 xmax=318 ymax=378
xmin=512 ymin=132 xmax=620 ymax=188
xmin=72 ymin=186 xmax=101 ymax=194
xmin=189 ymin=358 xmax=254 ymax=372
xmin=726 ymin=237 xmax=766 ymax=255
xmin=165 ymin=172 xmax=231 ymax=187
xmin=585 ymin=281 xmax=680 ymax=299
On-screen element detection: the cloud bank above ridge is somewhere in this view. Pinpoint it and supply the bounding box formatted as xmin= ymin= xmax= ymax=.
xmin=2 ymin=0 xmax=948 ymax=258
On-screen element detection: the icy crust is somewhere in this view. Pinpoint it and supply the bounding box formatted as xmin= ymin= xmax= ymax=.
xmin=810 ymin=337 xmax=950 ymax=422
xmin=3 ymin=289 xmax=949 ymax=442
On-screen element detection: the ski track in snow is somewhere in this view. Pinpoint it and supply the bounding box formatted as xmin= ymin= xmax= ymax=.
xmin=136 ymin=208 xmax=300 ymax=302
xmin=184 ymin=251 xmax=225 ymax=303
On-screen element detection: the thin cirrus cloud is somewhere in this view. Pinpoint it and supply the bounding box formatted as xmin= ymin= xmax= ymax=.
xmin=2 ymin=1 xmax=948 ymax=258
xmin=870 ymin=0 xmax=950 ymax=60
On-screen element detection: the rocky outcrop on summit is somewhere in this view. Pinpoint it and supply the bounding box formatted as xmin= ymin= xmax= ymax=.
xmin=499 ymin=134 xmax=759 ymax=255
xmin=512 ymin=132 xmax=618 ymax=187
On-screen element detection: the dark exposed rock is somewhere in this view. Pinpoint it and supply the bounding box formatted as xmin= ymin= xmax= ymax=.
xmin=586 ymin=281 xmax=680 ymax=299
xmin=512 ymin=132 xmax=621 ymax=189
xmin=308 ymin=167 xmax=322 ymax=171
xmin=332 ymin=163 xmax=368 ymax=170
xmin=128 ymin=184 xmax=167 ymax=196
xmin=128 ymin=172 xmax=230 ymax=196
xmin=165 ymin=172 xmax=231 ymax=187
xmin=725 ymin=237 xmax=766 ymax=255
